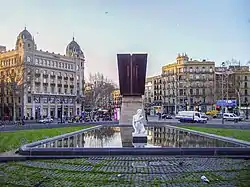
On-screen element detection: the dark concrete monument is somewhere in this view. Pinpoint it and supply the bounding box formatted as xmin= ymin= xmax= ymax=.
xmin=117 ymin=53 xmax=148 ymax=143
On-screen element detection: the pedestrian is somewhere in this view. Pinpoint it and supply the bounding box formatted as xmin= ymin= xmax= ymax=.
xmin=145 ymin=110 xmax=148 ymax=122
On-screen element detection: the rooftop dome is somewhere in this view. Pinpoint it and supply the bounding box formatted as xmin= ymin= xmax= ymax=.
xmin=17 ymin=27 xmax=32 ymax=40
xmin=66 ymin=37 xmax=84 ymax=56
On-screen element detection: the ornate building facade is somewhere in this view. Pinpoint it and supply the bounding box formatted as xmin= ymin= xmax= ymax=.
xmin=0 ymin=28 xmax=85 ymax=120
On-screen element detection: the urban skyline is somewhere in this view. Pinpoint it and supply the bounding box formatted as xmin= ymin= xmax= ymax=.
xmin=1 ymin=0 xmax=250 ymax=83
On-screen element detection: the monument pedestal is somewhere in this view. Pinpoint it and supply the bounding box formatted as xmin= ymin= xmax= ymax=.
xmin=132 ymin=134 xmax=147 ymax=143
xmin=119 ymin=96 xmax=143 ymax=125
xmin=119 ymin=96 xmax=143 ymax=143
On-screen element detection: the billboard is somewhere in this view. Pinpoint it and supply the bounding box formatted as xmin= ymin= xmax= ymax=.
xmin=216 ymin=100 xmax=237 ymax=107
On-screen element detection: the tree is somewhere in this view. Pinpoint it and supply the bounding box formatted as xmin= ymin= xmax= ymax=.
xmin=84 ymin=73 xmax=116 ymax=111
xmin=0 ymin=62 xmax=33 ymax=121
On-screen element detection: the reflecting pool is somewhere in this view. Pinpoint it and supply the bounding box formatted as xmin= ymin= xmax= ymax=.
xmin=35 ymin=126 xmax=246 ymax=148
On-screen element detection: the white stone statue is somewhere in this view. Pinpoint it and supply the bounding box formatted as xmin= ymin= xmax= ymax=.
xmin=132 ymin=109 xmax=146 ymax=136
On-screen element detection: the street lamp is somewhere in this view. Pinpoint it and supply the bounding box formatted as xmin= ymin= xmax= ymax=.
xmin=60 ymin=100 xmax=63 ymax=123
xmin=221 ymin=62 xmax=226 ymax=124
xmin=246 ymin=101 xmax=249 ymax=120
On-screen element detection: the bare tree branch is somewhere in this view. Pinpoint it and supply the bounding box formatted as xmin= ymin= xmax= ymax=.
xmin=84 ymin=73 xmax=116 ymax=110
xmin=0 ymin=61 xmax=35 ymax=120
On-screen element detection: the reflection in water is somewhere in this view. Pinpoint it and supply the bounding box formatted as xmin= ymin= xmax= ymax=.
xmin=36 ymin=126 xmax=244 ymax=148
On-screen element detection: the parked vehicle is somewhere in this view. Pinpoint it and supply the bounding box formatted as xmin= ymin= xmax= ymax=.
xmin=223 ymin=113 xmax=240 ymax=122
xmin=206 ymin=110 xmax=218 ymax=116
xmin=176 ymin=111 xmax=207 ymax=123
xmin=161 ymin=113 xmax=173 ymax=120
xmin=238 ymin=111 xmax=246 ymax=121
xmin=39 ymin=118 xmax=53 ymax=123
xmin=201 ymin=113 xmax=209 ymax=120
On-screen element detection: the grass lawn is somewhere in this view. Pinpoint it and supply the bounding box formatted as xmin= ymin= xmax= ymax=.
xmin=182 ymin=126 xmax=250 ymax=142
xmin=0 ymin=126 xmax=92 ymax=153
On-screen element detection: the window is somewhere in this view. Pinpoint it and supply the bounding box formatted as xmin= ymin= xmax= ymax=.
xmin=51 ymin=71 xmax=54 ymax=76
xmin=58 ymin=88 xmax=61 ymax=94
xmin=189 ymin=67 xmax=193 ymax=72
xmin=35 ymin=59 xmax=39 ymax=64
xmin=77 ymin=65 xmax=79 ymax=70
xmin=190 ymin=89 xmax=193 ymax=95
xmin=28 ymin=97 xmax=32 ymax=103
xmin=65 ymin=89 xmax=67 ymax=94
xmin=77 ymin=75 xmax=79 ymax=80
xmin=35 ymin=86 xmax=40 ymax=92
xmin=51 ymin=87 xmax=55 ymax=93
xmin=44 ymin=70 xmax=47 ymax=74
xmin=202 ymin=88 xmax=205 ymax=95
xmin=209 ymin=67 xmax=213 ymax=72
xmin=43 ymin=78 xmax=47 ymax=83
xmin=196 ymin=89 xmax=199 ymax=95
xmin=44 ymin=86 xmax=47 ymax=93
xmin=70 ymin=89 xmax=73 ymax=94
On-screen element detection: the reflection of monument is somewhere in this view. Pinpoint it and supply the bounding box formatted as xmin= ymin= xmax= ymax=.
xmin=117 ymin=53 xmax=148 ymax=143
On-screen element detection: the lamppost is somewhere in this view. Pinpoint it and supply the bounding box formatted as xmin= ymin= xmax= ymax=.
xmin=221 ymin=62 xmax=225 ymax=124
xmin=246 ymin=101 xmax=249 ymax=120
xmin=60 ymin=100 xmax=63 ymax=123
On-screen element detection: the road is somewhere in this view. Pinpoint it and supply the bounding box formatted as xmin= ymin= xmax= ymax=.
xmin=0 ymin=117 xmax=249 ymax=132
xmin=148 ymin=116 xmax=250 ymax=125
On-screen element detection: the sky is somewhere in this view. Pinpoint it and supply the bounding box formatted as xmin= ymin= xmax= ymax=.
xmin=0 ymin=0 xmax=250 ymax=83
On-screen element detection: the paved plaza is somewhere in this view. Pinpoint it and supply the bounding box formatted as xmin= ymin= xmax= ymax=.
xmin=0 ymin=156 xmax=249 ymax=186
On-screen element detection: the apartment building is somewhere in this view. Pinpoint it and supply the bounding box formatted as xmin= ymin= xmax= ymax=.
xmin=161 ymin=53 xmax=215 ymax=114
xmin=215 ymin=65 xmax=250 ymax=110
xmin=0 ymin=28 xmax=85 ymax=120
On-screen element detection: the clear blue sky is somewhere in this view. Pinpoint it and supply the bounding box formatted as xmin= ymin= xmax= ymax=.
xmin=0 ymin=0 xmax=249 ymax=82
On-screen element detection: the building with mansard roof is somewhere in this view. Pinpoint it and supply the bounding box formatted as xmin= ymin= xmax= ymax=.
xmin=0 ymin=28 xmax=85 ymax=120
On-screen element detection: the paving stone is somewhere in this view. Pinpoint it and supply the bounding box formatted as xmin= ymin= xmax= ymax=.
xmin=1 ymin=156 xmax=249 ymax=186
xmin=20 ymin=161 xmax=93 ymax=172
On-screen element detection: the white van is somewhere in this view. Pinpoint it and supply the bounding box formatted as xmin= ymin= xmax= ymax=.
xmin=223 ymin=113 xmax=240 ymax=122
xmin=176 ymin=111 xmax=207 ymax=123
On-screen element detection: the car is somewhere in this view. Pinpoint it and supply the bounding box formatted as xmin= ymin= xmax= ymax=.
xmin=161 ymin=113 xmax=173 ymax=119
xmin=223 ymin=113 xmax=240 ymax=122
xmin=201 ymin=113 xmax=209 ymax=120
xmin=39 ymin=118 xmax=53 ymax=123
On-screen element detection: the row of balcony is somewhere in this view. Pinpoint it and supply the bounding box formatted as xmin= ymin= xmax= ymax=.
xmin=35 ymin=73 xmax=75 ymax=80
xmin=34 ymin=82 xmax=75 ymax=87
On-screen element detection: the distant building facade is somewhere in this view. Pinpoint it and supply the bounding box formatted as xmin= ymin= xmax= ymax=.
xmin=0 ymin=28 xmax=85 ymax=120
xmin=0 ymin=45 xmax=6 ymax=53
xmin=112 ymin=89 xmax=122 ymax=108
xmin=161 ymin=54 xmax=215 ymax=113
xmin=215 ymin=65 xmax=250 ymax=111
